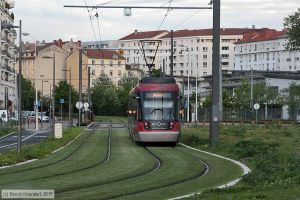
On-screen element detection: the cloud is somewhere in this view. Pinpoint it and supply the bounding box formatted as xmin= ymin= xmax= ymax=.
xmin=13 ymin=0 xmax=299 ymax=42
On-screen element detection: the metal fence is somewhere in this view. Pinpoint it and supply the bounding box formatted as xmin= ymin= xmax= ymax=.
xmin=196 ymin=107 xmax=300 ymax=122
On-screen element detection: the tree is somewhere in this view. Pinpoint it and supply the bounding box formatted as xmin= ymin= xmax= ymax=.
xmin=54 ymin=80 xmax=78 ymax=113
xmin=91 ymin=75 xmax=118 ymax=116
xmin=284 ymin=9 xmax=300 ymax=50
xmin=116 ymin=73 xmax=139 ymax=116
xmin=21 ymin=76 xmax=35 ymax=110
xmin=281 ymin=82 xmax=300 ymax=120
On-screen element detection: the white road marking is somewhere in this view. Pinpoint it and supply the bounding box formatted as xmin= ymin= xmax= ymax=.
xmin=0 ymin=131 xmax=42 ymax=149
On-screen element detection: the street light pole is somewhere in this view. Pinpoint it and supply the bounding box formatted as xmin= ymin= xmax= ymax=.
xmin=17 ymin=20 xmax=22 ymax=154
xmin=42 ymin=54 xmax=55 ymax=137
xmin=52 ymin=53 xmax=55 ymax=137
xmin=41 ymin=78 xmax=49 ymax=128
xmin=22 ymin=33 xmax=38 ymax=131
xmin=62 ymin=69 xmax=72 ymax=127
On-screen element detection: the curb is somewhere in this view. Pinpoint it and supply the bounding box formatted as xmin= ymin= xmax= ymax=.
xmin=0 ymin=129 xmax=86 ymax=170
xmin=167 ymin=143 xmax=251 ymax=200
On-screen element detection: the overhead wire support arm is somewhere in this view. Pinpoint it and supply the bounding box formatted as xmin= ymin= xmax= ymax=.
xmin=64 ymin=5 xmax=212 ymax=10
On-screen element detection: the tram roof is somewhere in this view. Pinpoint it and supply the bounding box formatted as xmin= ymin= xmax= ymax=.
xmin=140 ymin=77 xmax=176 ymax=84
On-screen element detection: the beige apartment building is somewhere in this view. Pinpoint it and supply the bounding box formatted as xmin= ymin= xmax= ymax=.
xmin=18 ymin=39 xmax=81 ymax=96
xmin=67 ymin=49 xmax=132 ymax=92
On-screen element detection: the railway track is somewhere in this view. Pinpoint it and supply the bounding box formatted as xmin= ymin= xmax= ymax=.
xmin=0 ymin=122 xmax=244 ymax=200
xmin=0 ymin=122 xmax=113 ymax=186
xmin=55 ymin=126 xmax=209 ymax=200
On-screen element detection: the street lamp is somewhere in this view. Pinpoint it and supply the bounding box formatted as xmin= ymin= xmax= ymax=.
xmin=22 ymin=32 xmax=39 ymax=131
xmin=40 ymin=75 xmax=49 ymax=128
xmin=179 ymin=45 xmax=190 ymax=123
xmin=2 ymin=20 xmax=22 ymax=153
xmin=62 ymin=68 xmax=72 ymax=127
xmin=42 ymin=54 xmax=55 ymax=137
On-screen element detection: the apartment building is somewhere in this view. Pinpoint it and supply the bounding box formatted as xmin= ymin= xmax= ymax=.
xmin=67 ymin=49 xmax=129 ymax=93
xmin=18 ymin=39 xmax=81 ymax=96
xmin=119 ymin=28 xmax=266 ymax=78
xmin=0 ymin=0 xmax=16 ymax=113
xmin=118 ymin=30 xmax=169 ymax=76
xmin=234 ymin=29 xmax=300 ymax=72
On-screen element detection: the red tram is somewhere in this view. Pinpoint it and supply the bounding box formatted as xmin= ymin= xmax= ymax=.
xmin=128 ymin=77 xmax=181 ymax=144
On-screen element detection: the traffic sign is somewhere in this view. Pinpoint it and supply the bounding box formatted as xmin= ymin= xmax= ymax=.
xmin=60 ymin=99 xmax=64 ymax=104
xmin=76 ymin=102 xmax=83 ymax=110
xmin=254 ymin=103 xmax=260 ymax=110
xmin=34 ymin=100 xmax=41 ymax=107
xmin=83 ymin=102 xmax=89 ymax=109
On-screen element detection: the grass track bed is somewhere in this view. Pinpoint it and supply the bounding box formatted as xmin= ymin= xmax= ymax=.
xmin=0 ymin=127 xmax=244 ymax=199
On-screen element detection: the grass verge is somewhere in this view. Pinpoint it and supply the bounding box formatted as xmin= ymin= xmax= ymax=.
xmin=0 ymin=127 xmax=17 ymax=138
xmin=0 ymin=127 xmax=84 ymax=167
xmin=180 ymin=124 xmax=300 ymax=200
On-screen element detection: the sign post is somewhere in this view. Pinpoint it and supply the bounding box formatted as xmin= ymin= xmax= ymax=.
xmin=254 ymin=103 xmax=260 ymax=123
xmin=76 ymin=102 xmax=83 ymax=126
xmin=60 ymin=99 xmax=64 ymax=121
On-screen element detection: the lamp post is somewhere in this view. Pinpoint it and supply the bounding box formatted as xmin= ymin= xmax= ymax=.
xmin=22 ymin=32 xmax=39 ymax=131
xmin=42 ymin=54 xmax=55 ymax=137
xmin=179 ymin=45 xmax=190 ymax=122
xmin=41 ymin=77 xmax=49 ymax=128
xmin=2 ymin=20 xmax=22 ymax=153
xmin=62 ymin=68 xmax=72 ymax=127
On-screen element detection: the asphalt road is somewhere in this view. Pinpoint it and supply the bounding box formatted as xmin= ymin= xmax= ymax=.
xmin=0 ymin=127 xmax=52 ymax=152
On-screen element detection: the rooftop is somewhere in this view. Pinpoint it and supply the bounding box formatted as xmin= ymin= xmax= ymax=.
xmin=84 ymin=49 xmax=125 ymax=60
xmin=119 ymin=30 xmax=168 ymax=40
xmin=235 ymin=29 xmax=286 ymax=44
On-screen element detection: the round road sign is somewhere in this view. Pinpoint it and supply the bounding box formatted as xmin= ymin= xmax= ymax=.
xmin=76 ymin=102 xmax=83 ymax=110
xmin=254 ymin=103 xmax=260 ymax=110
xmin=83 ymin=102 xmax=89 ymax=109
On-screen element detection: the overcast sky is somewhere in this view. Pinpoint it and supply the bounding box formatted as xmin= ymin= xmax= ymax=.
xmin=14 ymin=0 xmax=299 ymax=43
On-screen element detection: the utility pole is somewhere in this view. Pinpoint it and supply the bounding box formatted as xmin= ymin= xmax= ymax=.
xmin=78 ymin=49 xmax=82 ymax=126
xmin=170 ymin=30 xmax=174 ymax=77
xmin=52 ymin=53 xmax=55 ymax=137
xmin=17 ymin=20 xmax=22 ymax=154
xmin=250 ymin=67 xmax=254 ymax=120
xmin=210 ymin=0 xmax=220 ymax=146
xmin=69 ymin=68 xmax=72 ymax=126
xmin=88 ymin=66 xmax=91 ymax=121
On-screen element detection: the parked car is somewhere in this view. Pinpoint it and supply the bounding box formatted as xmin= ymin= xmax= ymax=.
xmin=38 ymin=113 xmax=50 ymax=122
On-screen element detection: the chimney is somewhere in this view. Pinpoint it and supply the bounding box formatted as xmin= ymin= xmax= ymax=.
xmin=42 ymin=40 xmax=45 ymax=44
xmin=252 ymin=25 xmax=256 ymax=29
xmin=77 ymin=40 xmax=82 ymax=47
xmin=58 ymin=39 xmax=63 ymax=48
xmin=134 ymin=30 xmax=138 ymax=35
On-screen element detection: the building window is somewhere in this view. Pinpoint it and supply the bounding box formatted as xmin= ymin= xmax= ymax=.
xmin=286 ymin=58 xmax=291 ymax=62
xmin=101 ymin=60 xmax=104 ymax=66
xmin=203 ymin=72 xmax=207 ymax=76
xmin=203 ymin=55 xmax=207 ymax=60
xmin=222 ymin=46 xmax=229 ymax=50
xmin=203 ymin=47 xmax=208 ymax=52
xmin=221 ymin=54 xmax=229 ymax=59
xmin=109 ymin=70 xmax=113 ymax=76
xmin=92 ymin=60 xmax=95 ymax=65
xmin=110 ymin=60 xmax=113 ymax=66
xmin=203 ymin=62 xmax=207 ymax=67
xmin=118 ymin=70 xmax=121 ymax=76
xmin=118 ymin=61 xmax=121 ymax=66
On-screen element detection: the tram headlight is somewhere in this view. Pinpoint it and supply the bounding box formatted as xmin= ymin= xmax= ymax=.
xmin=169 ymin=122 xmax=174 ymax=129
xmin=144 ymin=122 xmax=151 ymax=129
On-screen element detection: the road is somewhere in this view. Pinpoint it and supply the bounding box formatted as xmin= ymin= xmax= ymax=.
xmin=0 ymin=122 xmax=245 ymax=199
xmin=0 ymin=120 xmax=78 ymax=152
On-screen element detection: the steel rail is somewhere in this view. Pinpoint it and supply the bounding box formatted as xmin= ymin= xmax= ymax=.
xmin=0 ymin=123 xmax=114 ymax=185
xmin=56 ymin=133 xmax=162 ymax=194
xmin=0 ymin=124 xmax=99 ymax=176
xmin=104 ymin=146 xmax=209 ymax=200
